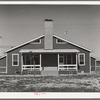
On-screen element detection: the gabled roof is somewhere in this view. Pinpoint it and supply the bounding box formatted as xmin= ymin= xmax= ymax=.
xmin=53 ymin=35 xmax=92 ymax=52
xmin=5 ymin=34 xmax=92 ymax=53
xmin=5 ymin=35 xmax=44 ymax=53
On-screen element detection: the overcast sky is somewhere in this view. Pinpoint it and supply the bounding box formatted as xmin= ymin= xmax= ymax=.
xmin=0 ymin=5 xmax=100 ymax=59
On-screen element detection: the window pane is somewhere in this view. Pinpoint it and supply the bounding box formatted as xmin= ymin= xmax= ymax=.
xmin=12 ymin=54 xmax=19 ymax=66
xmin=31 ymin=39 xmax=41 ymax=44
xmin=67 ymin=54 xmax=71 ymax=64
xmin=25 ymin=53 xmax=34 ymax=65
xmin=13 ymin=55 xmax=18 ymax=60
xmin=66 ymin=54 xmax=76 ymax=64
xmin=79 ymin=54 xmax=85 ymax=65
xmin=80 ymin=61 xmax=84 ymax=64
xmin=57 ymin=39 xmax=66 ymax=43
xmin=13 ymin=61 xmax=18 ymax=65
xmin=58 ymin=39 xmax=64 ymax=42
xmin=59 ymin=54 xmax=64 ymax=64
xmin=59 ymin=57 xmax=64 ymax=63
xmin=73 ymin=54 xmax=76 ymax=64
xmin=34 ymin=54 xmax=40 ymax=65
xmin=80 ymin=55 xmax=84 ymax=64
xmin=26 ymin=54 xmax=31 ymax=65
xmin=23 ymin=54 xmax=40 ymax=65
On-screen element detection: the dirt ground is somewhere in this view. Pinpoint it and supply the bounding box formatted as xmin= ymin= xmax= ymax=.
xmin=0 ymin=73 xmax=100 ymax=92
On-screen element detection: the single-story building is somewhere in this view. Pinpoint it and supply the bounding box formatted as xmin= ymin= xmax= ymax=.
xmin=0 ymin=19 xmax=96 ymax=75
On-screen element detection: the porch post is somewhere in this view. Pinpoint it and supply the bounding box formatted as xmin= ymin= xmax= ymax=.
xmin=40 ymin=54 xmax=42 ymax=71
xmin=58 ymin=53 xmax=59 ymax=71
xmin=76 ymin=53 xmax=78 ymax=72
xmin=21 ymin=53 xmax=23 ymax=74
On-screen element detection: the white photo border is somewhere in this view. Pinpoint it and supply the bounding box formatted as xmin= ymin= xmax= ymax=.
xmin=0 ymin=1 xmax=99 ymax=99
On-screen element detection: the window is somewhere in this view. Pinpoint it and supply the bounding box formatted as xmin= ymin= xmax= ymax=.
xmin=31 ymin=39 xmax=41 ymax=44
xmin=56 ymin=39 xmax=66 ymax=44
xmin=78 ymin=53 xmax=85 ymax=66
xmin=59 ymin=54 xmax=76 ymax=65
xmin=23 ymin=54 xmax=40 ymax=65
xmin=66 ymin=54 xmax=76 ymax=64
xmin=59 ymin=54 xmax=64 ymax=64
xmin=12 ymin=54 xmax=19 ymax=66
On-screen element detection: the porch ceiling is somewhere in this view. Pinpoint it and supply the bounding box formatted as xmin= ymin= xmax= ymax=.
xmin=19 ymin=49 xmax=79 ymax=53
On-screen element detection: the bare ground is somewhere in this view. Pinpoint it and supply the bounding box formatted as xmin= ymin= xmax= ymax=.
xmin=0 ymin=73 xmax=100 ymax=92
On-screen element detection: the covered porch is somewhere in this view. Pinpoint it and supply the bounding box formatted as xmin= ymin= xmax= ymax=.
xmin=58 ymin=53 xmax=78 ymax=74
xmin=19 ymin=49 xmax=79 ymax=75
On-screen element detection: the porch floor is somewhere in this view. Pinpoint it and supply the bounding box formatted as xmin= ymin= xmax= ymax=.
xmin=41 ymin=67 xmax=58 ymax=76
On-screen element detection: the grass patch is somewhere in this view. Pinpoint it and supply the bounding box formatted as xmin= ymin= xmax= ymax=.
xmin=0 ymin=74 xmax=100 ymax=92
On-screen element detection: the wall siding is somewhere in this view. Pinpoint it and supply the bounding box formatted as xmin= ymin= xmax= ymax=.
xmin=0 ymin=57 xmax=6 ymax=67
xmin=53 ymin=37 xmax=90 ymax=73
xmin=91 ymin=57 xmax=95 ymax=71
xmin=0 ymin=57 xmax=6 ymax=73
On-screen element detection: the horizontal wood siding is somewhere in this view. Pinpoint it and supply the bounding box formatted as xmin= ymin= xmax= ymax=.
xmin=0 ymin=57 xmax=6 ymax=67
xmin=91 ymin=57 xmax=95 ymax=71
xmin=0 ymin=57 xmax=6 ymax=73
xmin=0 ymin=68 xmax=6 ymax=72
xmin=53 ymin=37 xmax=90 ymax=73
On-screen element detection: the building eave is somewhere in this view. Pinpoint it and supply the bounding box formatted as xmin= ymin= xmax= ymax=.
xmin=91 ymin=56 xmax=96 ymax=59
xmin=19 ymin=49 xmax=80 ymax=53
xmin=0 ymin=55 xmax=6 ymax=60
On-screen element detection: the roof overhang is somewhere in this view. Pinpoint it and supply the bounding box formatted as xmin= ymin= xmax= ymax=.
xmin=0 ymin=55 xmax=6 ymax=60
xmin=19 ymin=49 xmax=79 ymax=53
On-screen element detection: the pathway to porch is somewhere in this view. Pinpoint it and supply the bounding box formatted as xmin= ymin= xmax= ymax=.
xmin=41 ymin=67 xmax=58 ymax=76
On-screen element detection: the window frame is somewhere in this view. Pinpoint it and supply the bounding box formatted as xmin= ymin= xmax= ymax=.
xmin=31 ymin=39 xmax=41 ymax=44
xmin=56 ymin=39 xmax=66 ymax=44
xmin=12 ymin=54 xmax=19 ymax=66
xmin=78 ymin=53 xmax=85 ymax=66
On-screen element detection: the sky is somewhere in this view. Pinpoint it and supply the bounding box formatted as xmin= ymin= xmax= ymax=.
xmin=0 ymin=5 xmax=100 ymax=59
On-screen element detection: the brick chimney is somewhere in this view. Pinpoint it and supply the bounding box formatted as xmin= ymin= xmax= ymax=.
xmin=44 ymin=19 xmax=53 ymax=49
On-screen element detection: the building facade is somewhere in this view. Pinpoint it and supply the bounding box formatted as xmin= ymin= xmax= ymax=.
xmin=0 ymin=19 xmax=93 ymax=75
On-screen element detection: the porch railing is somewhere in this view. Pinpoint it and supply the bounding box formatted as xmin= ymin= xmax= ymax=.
xmin=22 ymin=65 xmax=41 ymax=71
xmin=58 ymin=64 xmax=77 ymax=71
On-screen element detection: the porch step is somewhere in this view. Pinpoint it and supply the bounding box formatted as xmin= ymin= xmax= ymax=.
xmin=41 ymin=70 xmax=58 ymax=76
xmin=41 ymin=67 xmax=58 ymax=76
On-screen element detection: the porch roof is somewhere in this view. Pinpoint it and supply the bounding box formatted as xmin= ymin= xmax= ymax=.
xmin=19 ymin=49 xmax=79 ymax=53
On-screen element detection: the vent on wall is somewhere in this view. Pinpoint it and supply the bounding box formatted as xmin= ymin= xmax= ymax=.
xmin=31 ymin=39 xmax=41 ymax=44
xmin=56 ymin=39 xmax=66 ymax=44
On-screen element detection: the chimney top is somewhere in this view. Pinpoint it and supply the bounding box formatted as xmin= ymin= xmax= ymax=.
xmin=44 ymin=19 xmax=53 ymax=22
